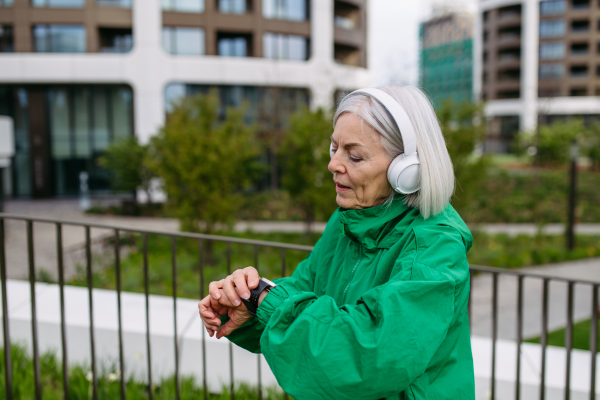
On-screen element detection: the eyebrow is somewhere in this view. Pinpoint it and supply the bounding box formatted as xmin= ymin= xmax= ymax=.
xmin=330 ymin=135 xmax=366 ymax=149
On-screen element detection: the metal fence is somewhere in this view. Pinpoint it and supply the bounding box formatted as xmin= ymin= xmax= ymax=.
xmin=0 ymin=213 xmax=598 ymax=400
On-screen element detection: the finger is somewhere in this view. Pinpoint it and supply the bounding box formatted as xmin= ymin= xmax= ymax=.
xmin=206 ymin=327 xmax=215 ymax=337
xmin=232 ymin=272 xmax=250 ymax=300
xmin=222 ymin=277 xmax=241 ymax=307
xmin=199 ymin=309 xmax=222 ymax=327
xmin=216 ymin=320 xmax=238 ymax=339
xmin=209 ymin=280 xmax=224 ymax=300
xmin=245 ymin=267 xmax=260 ymax=289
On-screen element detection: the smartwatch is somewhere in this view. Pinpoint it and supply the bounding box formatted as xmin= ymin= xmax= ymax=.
xmin=241 ymin=277 xmax=276 ymax=316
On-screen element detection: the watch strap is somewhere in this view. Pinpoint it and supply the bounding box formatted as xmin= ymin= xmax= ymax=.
xmin=241 ymin=278 xmax=275 ymax=316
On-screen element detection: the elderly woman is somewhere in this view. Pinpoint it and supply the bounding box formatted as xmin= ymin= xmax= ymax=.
xmin=198 ymin=86 xmax=474 ymax=400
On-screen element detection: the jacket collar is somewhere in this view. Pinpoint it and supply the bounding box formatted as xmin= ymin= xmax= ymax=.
xmin=338 ymin=196 xmax=416 ymax=250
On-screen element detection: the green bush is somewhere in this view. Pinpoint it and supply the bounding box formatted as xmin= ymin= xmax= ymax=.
xmin=280 ymin=107 xmax=338 ymax=231
xmin=437 ymin=100 xmax=492 ymax=215
xmin=148 ymin=92 xmax=261 ymax=234
xmin=99 ymin=136 xmax=156 ymax=203
xmin=517 ymin=118 xmax=599 ymax=166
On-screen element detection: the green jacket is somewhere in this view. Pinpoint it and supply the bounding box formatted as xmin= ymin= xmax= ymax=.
xmin=226 ymin=198 xmax=475 ymax=400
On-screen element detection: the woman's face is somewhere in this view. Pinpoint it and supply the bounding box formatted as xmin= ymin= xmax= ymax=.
xmin=329 ymin=113 xmax=392 ymax=209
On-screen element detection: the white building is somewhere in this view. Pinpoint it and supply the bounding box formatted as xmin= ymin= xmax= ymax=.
xmin=0 ymin=0 xmax=370 ymax=198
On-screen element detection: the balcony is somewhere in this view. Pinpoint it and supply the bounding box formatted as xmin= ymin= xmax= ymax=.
xmin=98 ymin=27 xmax=132 ymax=53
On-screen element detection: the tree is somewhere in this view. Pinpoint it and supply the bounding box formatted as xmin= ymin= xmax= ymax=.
xmin=280 ymin=107 xmax=338 ymax=232
xmin=148 ymin=92 xmax=260 ymax=234
xmin=517 ymin=118 xmax=594 ymax=166
xmin=99 ymin=136 xmax=156 ymax=204
xmin=437 ymin=100 xmax=491 ymax=214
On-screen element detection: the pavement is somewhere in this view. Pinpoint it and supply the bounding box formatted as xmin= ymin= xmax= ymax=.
xmin=1 ymin=198 xmax=600 ymax=339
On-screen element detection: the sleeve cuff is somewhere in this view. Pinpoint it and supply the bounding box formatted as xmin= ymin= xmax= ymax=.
xmin=256 ymin=284 xmax=288 ymax=327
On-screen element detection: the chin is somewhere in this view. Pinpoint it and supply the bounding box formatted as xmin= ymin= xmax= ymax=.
xmin=335 ymin=195 xmax=355 ymax=209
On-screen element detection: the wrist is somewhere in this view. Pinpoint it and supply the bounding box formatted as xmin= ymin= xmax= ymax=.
xmin=258 ymin=290 xmax=269 ymax=307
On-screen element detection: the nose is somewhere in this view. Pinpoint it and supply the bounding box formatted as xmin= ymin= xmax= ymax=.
xmin=328 ymin=151 xmax=346 ymax=175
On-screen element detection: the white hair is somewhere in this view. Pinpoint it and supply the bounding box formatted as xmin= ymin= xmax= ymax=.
xmin=333 ymin=86 xmax=454 ymax=219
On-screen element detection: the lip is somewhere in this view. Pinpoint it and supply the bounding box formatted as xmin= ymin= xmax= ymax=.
xmin=335 ymin=181 xmax=352 ymax=192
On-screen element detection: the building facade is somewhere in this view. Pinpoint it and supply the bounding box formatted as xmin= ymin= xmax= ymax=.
xmin=475 ymin=0 xmax=600 ymax=152
xmin=0 ymin=0 xmax=369 ymax=198
xmin=419 ymin=12 xmax=474 ymax=108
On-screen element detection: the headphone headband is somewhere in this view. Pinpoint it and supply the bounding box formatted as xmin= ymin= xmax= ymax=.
xmin=350 ymin=88 xmax=417 ymax=156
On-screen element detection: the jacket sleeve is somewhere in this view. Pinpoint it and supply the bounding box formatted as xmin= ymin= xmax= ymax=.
xmin=256 ymin=260 xmax=457 ymax=400
xmin=223 ymin=237 xmax=322 ymax=353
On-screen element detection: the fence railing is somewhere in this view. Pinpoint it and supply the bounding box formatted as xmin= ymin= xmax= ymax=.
xmin=0 ymin=213 xmax=598 ymax=400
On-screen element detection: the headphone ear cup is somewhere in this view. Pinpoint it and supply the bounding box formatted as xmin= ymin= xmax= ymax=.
xmin=387 ymin=153 xmax=421 ymax=194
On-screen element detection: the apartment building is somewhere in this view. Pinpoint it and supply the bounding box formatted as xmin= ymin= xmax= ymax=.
xmin=475 ymin=0 xmax=600 ymax=152
xmin=0 ymin=0 xmax=369 ymax=198
xmin=419 ymin=11 xmax=474 ymax=108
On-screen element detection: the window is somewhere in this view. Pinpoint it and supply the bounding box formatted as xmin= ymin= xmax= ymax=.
xmin=263 ymin=0 xmax=307 ymax=21
xmin=540 ymin=0 xmax=566 ymax=14
xmin=334 ymin=1 xmax=359 ymax=29
xmin=263 ymin=33 xmax=308 ymax=60
xmin=97 ymin=0 xmax=132 ymax=7
xmin=334 ymin=43 xmax=360 ymax=66
xmin=162 ymin=27 xmax=205 ymax=55
xmin=539 ymin=63 xmax=564 ymax=78
xmin=572 ymin=0 xmax=590 ymax=8
xmin=538 ymin=87 xmax=562 ymax=97
xmin=570 ymin=65 xmax=588 ymax=77
xmin=218 ymin=0 xmax=250 ymax=13
xmin=32 ymin=0 xmax=84 ymax=6
xmin=498 ymin=48 xmax=520 ymax=62
xmin=539 ymin=41 xmax=565 ymax=59
xmin=0 ymin=25 xmax=13 ymax=52
xmin=571 ymin=42 xmax=589 ymax=54
xmin=99 ymin=28 xmax=133 ymax=53
xmin=162 ymin=0 xmax=204 ymax=13
xmin=570 ymin=87 xmax=587 ymax=96
xmin=217 ymin=33 xmax=251 ymax=57
xmin=498 ymin=68 xmax=520 ymax=81
xmin=33 ymin=25 xmax=86 ymax=53
xmin=571 ymin=20 xmax=589 ymax=32
xmin=0 ymin=0 xmax=14 ymax=6
xmin=539 ymin=19 xmax=565 ymax=37
xmin=498 ymin=5 xmax=521 ymax=19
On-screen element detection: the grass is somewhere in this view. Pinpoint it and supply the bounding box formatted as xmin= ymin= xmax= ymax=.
xmin=525 ymin=317 xmax=599 ymax=352
xmin=59 ymin=231 xmax=600 ymax=301
xmin=0 ymin=343 xmax=291 ymax=400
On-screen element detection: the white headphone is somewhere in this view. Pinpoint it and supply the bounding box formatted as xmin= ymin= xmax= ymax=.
xmin=330 ymin=88 xmax=421 ymax=194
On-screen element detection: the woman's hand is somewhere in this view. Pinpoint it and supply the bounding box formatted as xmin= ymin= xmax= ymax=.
xmin=198 ymin=288 xmax=254 ymax=338
xmin=209 ymin=267 xmax=260 ymax=307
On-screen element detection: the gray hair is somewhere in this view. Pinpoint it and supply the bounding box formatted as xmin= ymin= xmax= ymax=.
xmin=333 ymin=86 xmax=454 ymax=219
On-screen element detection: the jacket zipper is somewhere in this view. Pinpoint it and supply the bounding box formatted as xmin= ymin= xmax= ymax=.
xmin=341 ymin=243 xmax=362 ymax=305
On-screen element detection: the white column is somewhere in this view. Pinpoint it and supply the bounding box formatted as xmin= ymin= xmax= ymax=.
xmin=520 ymin=0 xmax=539 ymax=132
xmin=309 ymin=0 xmax=336 ymax=109
xmin=473 ymin=2 xmax=483 ymax=101
xmin=130 ymin=0 xmax=168 ymax=144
